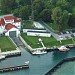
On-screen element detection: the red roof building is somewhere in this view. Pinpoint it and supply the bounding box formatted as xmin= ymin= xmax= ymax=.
xmin=4 ymin=16 xmax=20 ymax=23
xmin=4 ymin=16 xmax=14 ymax=20
xmin=0 ymin=19 xmax=5 ymax=26
xmin=14 ymin=17 xmax=20 ymax=22
xmin=5 ymin=23 xmax=17 ymax=31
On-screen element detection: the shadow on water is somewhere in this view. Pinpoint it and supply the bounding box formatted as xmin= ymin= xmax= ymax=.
xmin=53 ymin=50 xmax=69 ymax=61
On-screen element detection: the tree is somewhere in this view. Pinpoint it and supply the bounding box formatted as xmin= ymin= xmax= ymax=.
xmin=40 ymin=9 xmax=52 ymax=22
xmin=68 ymin=14 xmax=75 ymax=27
xmin=51 ymin=7 xmax=62 ymax=24
xmin=62 ymin=10 xmax=69 ymax=26
xmin=56 ymin=0 xmax=70 ymax=10
xmin=18 ymin=0 xmax=31 ymax=6
xmin=51 ymin=7 xmax=69 ymax=31
xmin=19 ymin=5 xmax=31 ymax=20
xmin=13 ymin=8 xmax=19 ymax=17
xmin=44 ymin=0 xmax=56 ymax=10
xmin=1 ymin=0 xmax=17 ymax=14
xmin=67 ymin=0 xmax=75 ymax=6
xmin=32 ymin=0 xmax=44 ymax=20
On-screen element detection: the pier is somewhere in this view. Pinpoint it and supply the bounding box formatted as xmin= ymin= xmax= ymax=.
xmin=0 ymin=62 xmax=29 ymax=72
xmin=1 ymin=49 xmax=21 ymax=58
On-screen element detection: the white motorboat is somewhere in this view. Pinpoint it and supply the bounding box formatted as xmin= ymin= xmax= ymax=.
xmin=58 ymin=46 xmax=69 ymax=52
xmin=0 ymin=55 xmax=5 ymax=60
xmin=25 ymin=61 xmax=29 ymax=65
xmin=32 ymin=50 xmax=47 ymax=55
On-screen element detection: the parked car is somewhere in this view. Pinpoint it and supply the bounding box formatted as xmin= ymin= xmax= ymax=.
xmin=59 ymin=36 xmax=63 ymax=40
xmin=62 ymin=31 xmax=67 ymax=34
xmin=72 ymin=30 xmax=75 ymax=33
xmin=66 ymin=31 xmax=69 ymax=34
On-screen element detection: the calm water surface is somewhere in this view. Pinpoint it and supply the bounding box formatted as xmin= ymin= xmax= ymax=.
xmin=0 ymin=47 xmax=75 ymax=75
xmin=52 ymin=61 xmax=75 ymax=75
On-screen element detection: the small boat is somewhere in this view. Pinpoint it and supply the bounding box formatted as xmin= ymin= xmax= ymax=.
xmin=24 ymin=61 xmax=29 ymax=65
xmin=0 ymin=55 xmax=5 ymax=60
xmin=58 ymin=46 xmax=69 ymax=52
xmin=32 ymin=50 xmax=47 ymax=55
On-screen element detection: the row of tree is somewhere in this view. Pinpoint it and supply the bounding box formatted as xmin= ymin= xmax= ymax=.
xmin=0 ymin=0 xmax=75 ymax=31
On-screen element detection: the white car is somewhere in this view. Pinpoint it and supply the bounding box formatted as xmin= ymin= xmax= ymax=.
xmin=59 ymin=36 xmax=63 ymax=40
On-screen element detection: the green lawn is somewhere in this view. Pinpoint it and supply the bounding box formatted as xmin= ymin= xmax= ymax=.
xmin=46 ymin=22 xmax=75 ymax=32
xmin=22 ymin=20 xmax=34 ymax=29
xmin=21 ymin=33 xmax=75 ymax=48
xmin=61 ymin=39 xmax=75 ymax=45
xmin=0 ymin=36 xmax=16 ymax=52
xmin=21 ymin=33 xmax=43 ymax=48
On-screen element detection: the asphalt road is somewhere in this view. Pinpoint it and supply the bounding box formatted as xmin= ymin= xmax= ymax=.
xmin=11 ymin=37 xmax=24 ymax=47
xmin=38 ymin=21 xmax=72 ymax=41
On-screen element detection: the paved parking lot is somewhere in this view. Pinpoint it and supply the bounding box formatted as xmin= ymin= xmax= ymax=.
xmin=38 ymin=21 xmax=75 ymax=41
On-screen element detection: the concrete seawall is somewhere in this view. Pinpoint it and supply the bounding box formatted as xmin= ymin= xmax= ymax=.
xmin=19 ymin=35 xmax=47 ymax=52
xmin=19 ymin=35 xmax=33 ymax=51
xmin=0 ymin=48 xmax=21 ymax=58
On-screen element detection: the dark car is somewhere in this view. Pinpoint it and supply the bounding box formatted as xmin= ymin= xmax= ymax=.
xmin=72 ymin=30 xmax=75 ymax=33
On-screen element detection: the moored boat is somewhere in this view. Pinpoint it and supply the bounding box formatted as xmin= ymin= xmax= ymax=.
xmin=0 ymin=55 xmax=5 ymax=60
xmin=58 ymin=46 xmax=69 ymax=52
xmin=24 ymin=61 xmax=29 ymax=65
xmin=32 ymin=50 xmax=47 ymax=55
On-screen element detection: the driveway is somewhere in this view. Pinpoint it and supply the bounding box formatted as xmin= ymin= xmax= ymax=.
xmin=10 ymin=37 xmax=24 ymax=47
xmin=38 ymin=21 xmax=72 ymax=41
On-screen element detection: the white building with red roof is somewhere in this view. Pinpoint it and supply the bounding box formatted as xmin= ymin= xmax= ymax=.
xmin=0 ymin=19 xmax=5 ymax=34
xmin=0 ymin=15 xmax=21 ymax=37
xmin=4 ymin=16 xmax=21 ymax=29
xmin=13 ymin=17 xmax=21 ymax=29
xmin=5 ymin=23 xmax=20 ymax=37
xmin=4 ymin=16 xmax=14 ymax=24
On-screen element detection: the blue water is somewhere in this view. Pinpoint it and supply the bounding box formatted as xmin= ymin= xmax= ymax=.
xmin=0 ymin=47 xmax=75 ymax=75
xmin=52 ymin=61 xmax=75 ymax=75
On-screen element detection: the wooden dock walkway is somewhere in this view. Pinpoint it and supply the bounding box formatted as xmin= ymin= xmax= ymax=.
xmin=0 ymin=64 xmax=29 ymax=72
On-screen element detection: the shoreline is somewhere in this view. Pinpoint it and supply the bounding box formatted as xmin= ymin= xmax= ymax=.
xmin=0 ymin=48 xmax=21 ymax=60
xmin=19 ymin=35 xmax=75 ymax=53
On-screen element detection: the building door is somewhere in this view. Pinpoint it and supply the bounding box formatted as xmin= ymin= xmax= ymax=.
xmin=9 ymin=31 xmax=16 ymax=37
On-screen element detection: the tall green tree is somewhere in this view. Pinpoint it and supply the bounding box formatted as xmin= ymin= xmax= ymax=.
xmin=40 ymin=9 xmax=52 ymax=22
xmin=51 ymin=7 xmax=69 ymax=31
xmin=56 ymin=0 xmax=70 ymax=10
xmin=1 ymin=0 xmax=17 ymax=14
xmin=18 ymin=0 xmax=31 ymax=6
xmin=44 ymin=0 xmax=56 ymax=10
xmin=32 ymin=0 xmax=44 ymax=20
xmin=19 ymin=5 xmax=31 ymax=20
xmin=68 ymin=14 xmax=75 ymax=27
xmin=62 ymin=10 xmax=69 ymax=26
xmin=13 ymin=8 xmax=19 ymax=17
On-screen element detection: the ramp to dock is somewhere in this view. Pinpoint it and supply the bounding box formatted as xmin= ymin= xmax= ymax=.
xmin=10 ymin=37 xmax=24 ymax=47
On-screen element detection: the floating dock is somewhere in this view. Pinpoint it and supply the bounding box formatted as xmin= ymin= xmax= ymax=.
xmin=0 ymin=62 xmax=29 ymax=72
